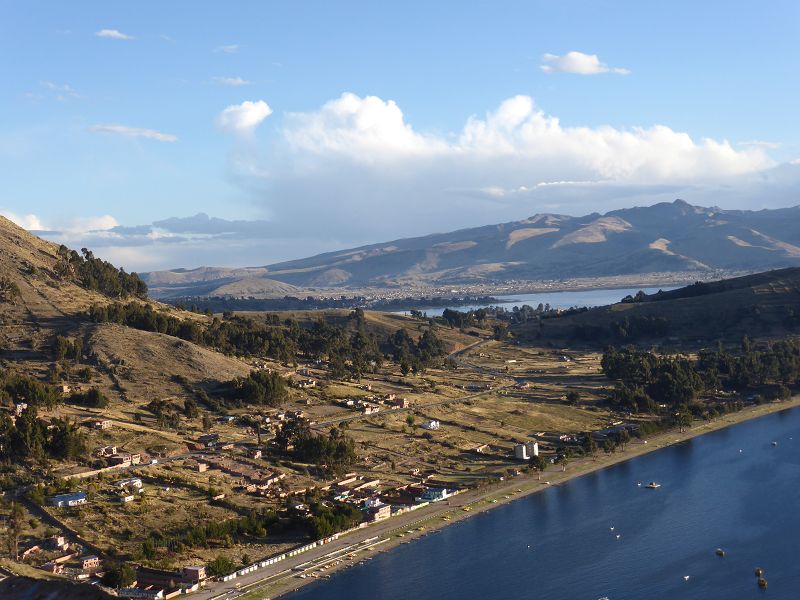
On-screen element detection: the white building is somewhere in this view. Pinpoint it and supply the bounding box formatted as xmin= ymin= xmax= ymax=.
xmin=415 ymin=488 xmax=452 ymax=503
xmin=422 ymin=420 xmax=440 ymax=431
xmin=115 ymin=477 xmax=143 ymax=489
xmin=514 ymin=441 xmax=539 ymax=460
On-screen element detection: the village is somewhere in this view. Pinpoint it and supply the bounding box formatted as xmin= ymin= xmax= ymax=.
xmin=0 ymin=335 xmax=646 ymax=598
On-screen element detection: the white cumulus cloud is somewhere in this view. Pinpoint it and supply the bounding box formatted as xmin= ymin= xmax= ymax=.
xmin=1 ymin=210 xmax=46 ymax=231
xmin=220 ymin=92 xmax=776 ymax=247
xmin=88 ymin=124 xmax=178 ymax=142
xmin=96 ymin=29 xmax=134 ymax=41
xmin=0 ymin=211 xmax=119 ymax=240
xmin=279 ymin=93 xmax=768 ymax=182
xmin=217 ymin=100 xmax=272 ymax=135
xmin=540 ymin=51 xmax=630 ymax=75
xmin=284 ymin=93 xmax=447 ymax=162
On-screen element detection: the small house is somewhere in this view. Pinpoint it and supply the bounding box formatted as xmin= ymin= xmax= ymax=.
xmin=40 ymin=562 xmax=64 ymax=574
xmin=366 ymin=504 xmax=392 ymax=522
xmin=115 ymin=477 xmax=143 ymax=490
xmin=415 ymin=488 xmax=451 ymax=503
xmin=49 ymin=491 xmax=87 ymax=508
xmin=80 ymin=555 xmax=101 ymax=570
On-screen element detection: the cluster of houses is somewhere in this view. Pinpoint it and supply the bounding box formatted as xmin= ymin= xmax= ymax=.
xmin=21 ymin=533 xmax=103 ymax=580
xmin=94 ymin=444 xmax=143 ymax=467
xmin=193 ymin=455 xmax=286 ymax=496
xmin=334 ymin=394 xmax=411 ymax=415
xmin=309 ymin=474 xmax=458 ymax=525
xmin=86 ymin=418 xmax=113 ymax=430
xmin=115 ymin=477 xmax=145 ymax=503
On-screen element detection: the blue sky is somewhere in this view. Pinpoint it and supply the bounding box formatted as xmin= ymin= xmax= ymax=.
xmin=2 ymin=1 xmax=799 ymax=271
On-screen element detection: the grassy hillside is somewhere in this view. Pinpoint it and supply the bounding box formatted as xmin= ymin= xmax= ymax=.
xmin=513 ymin=267 xmax=800 ymax=348
xmin=142 ymin=199 xmax=800 ymax=293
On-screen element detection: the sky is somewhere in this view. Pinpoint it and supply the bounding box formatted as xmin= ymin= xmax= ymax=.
xmin=2 ymin=1 xmax=800 ymax=272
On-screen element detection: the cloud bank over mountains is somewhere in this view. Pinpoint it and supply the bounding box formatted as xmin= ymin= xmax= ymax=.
xmin=6 ymin=92 xmax=798 ymax=271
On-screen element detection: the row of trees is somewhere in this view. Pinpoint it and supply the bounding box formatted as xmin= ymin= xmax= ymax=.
xmin=0 ymin=408 xmax=85 ymax=462
xmin=56 ymin=246 xmax=147 ymax=299
xmin=306 ymin=500 xmax=363 ymax=539
xmin=385 ymin=328 xmax=447 ymax=375
xmin=54 ymin=335 xmax=83 ymax=362
xmin=601 ymin=338 xmax=800 ymax=413
xmin=229 ymin=370 xmax=288 ymax=407
xmin=275 ymin=421 xmax=357 ymax=478
xmin=89 ymin=303 xmax=448 ymax=378
xmin=572 ymin=315 xmax=671 ymax=343
xmin=0 ymin=369 xmax=61 ymax=409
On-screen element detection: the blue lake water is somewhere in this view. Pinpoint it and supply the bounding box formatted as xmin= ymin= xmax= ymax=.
xmin=404 ymin=287 xmax=672 ymax=317
xmin=289 ymin=407 xmax=800 ymax=600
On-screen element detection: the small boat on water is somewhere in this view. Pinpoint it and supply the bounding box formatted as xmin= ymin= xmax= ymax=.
xmin=716 ymin=548 xmax=726 ymax=557
xmin=645 ymin=482 xmax=661 ymax=489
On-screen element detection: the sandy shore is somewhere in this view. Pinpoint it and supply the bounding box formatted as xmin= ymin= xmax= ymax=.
xmin=227 ymin=396 xmax=800 ymax=600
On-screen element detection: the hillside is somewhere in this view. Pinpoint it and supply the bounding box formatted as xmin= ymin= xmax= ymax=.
xmin=0 ymin=215 xmax=253 ymax=405
xmin=141 ymin=200 xmax=800 ymax=295
xmin=513 ymin=267 xmax=800 ymax=347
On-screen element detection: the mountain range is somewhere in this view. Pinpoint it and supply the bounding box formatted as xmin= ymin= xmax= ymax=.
xmin=142 ymin=200 xmax=800 ymax=298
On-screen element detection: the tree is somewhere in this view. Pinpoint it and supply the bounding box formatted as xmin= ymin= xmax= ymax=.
xmin=101 ymin=563 xmax=136 ymax=588
xmin=615 ymin=429 xmax=631 ymax=450
xmin=557 ymin=455 xmax=569 ymax=472
xmin=4 ymin=501 xmax=24 ymax=559
xmin=183 ymin=398 xmax=199 ymax=419
xmin=676 ymin=410 xmax=693 ymax=433
xmin=581 ymin=433 xmax=598 ymax=457
xmin=492 ymin=323 xmax=510 ymax=341
xmin=530 ymin=454 xmax=548 ymax=480
xmin=566 ymin=390 xmax=580 ymax=405
xmin=207 ymin=554 xmax=237 ymax=577
xmin=236 ymin=370 xmax=288 ymax=407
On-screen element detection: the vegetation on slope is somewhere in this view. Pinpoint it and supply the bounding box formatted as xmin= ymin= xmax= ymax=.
xmin=56 ymin=246 xmax=147 ymax=299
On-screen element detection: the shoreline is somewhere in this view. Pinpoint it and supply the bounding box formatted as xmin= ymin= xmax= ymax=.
xmin=224 ymin=395 xmax=800 ymax=600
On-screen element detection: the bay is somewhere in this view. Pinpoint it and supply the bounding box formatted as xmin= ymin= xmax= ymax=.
xmin=403 ymin=287 xmax=672 ymax=317
xmin=289 ymin=407 xmax=800 ymax=600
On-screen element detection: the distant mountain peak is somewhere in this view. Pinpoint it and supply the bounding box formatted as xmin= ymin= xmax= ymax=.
xmin=142 ymin=201 xmax=800 ymax=296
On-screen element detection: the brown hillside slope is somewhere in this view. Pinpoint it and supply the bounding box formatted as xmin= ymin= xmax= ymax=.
xmin=514 ymin=267 xmax=800 ymax=347
xmin=0 ymin=215 xmax=251 ymax=406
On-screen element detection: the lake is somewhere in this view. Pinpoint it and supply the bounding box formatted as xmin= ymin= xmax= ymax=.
xmin=289 ymin=407 xmax=800 ymax=600
xmin=401 ymin=287 xmax=672 ymax=316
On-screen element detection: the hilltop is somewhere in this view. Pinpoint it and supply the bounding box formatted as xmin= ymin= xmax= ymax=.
xmin=0 ymin=215 xmax=251 ymax=400
xmin=512 ymin=267 xmax=800 ymax=347
xmin=142 ymin=200 xmax=800 ymax=296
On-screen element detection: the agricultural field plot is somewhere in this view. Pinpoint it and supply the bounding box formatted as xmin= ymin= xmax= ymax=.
xmin=46 ymin=479 xmax=242 ymax=557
